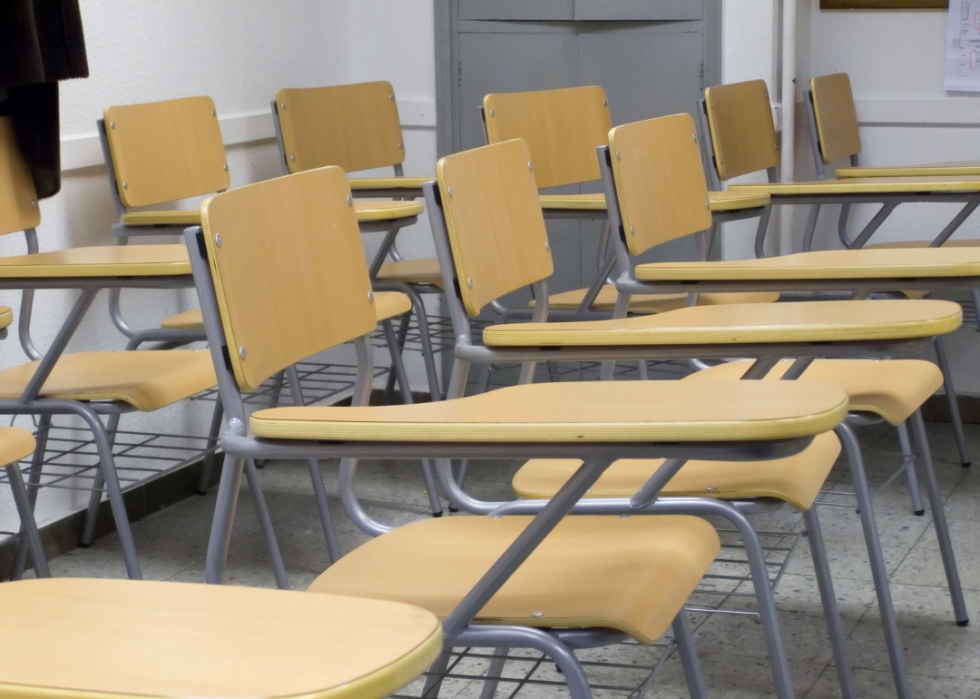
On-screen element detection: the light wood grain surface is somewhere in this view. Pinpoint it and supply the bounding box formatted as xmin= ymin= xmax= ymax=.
xmin=375 ymin=257 xmax=444 ymax=288
xmin=483 ymin=86 xmax=611 ymax=189
xmin=704 ymin=80 xmax=780 ymax=181
xmin=276 ymin=82 xmax=405 ymax=174
xmin=0 ymin=578 xmax=441 ymax=699
xmin=0 ymin=427 xmax=35 ymax=468
xmin=837 ymin=162 xmax=980 ymax=179
xmin=543 ymin=285 xmax=778 ymax=314
xmin=537 ymin=190 xmax=770 ymax=213
xmin=0 ymin=244 xmax=190 ymax=278
xmin=0 ymin=118 xmax=41 ymax=236
xmin=609 ymin=114 xmax=713 ymax=256
xmin=514 ymin=430 xmax=841 ymax=512
xmin=483 ymin=299 xmax=962 ymax=346
xmin=634 ymin=247 xmax=980 ymax=281
xmin=730 ymin=175 xmax=980 ymax=196
xmin=350 ymin=176 xmax=432 ymax=190
xmin=251 ymin=379 xmax=849 ymax=443
xmin=104 ymin=96 xmax=229 ymax=208
xmin=0 ymin=306 xmax=11 ymax=330
xmin=121 ymin=200 xmax=421 ymax=227
xmin=688 ymin=358 xmax=943 ymax=426
xmin=0 ymin=351 xmax=216 ymax=412
xmin=810 ymin=74 xmax=862 ymax=165
xmin=201 ymin=166 xmax=377 ymax=392
xmin=437 ymin=139 xmax=553 ymax=316
xmin=311 ymin=514 xmax=719 ymax=645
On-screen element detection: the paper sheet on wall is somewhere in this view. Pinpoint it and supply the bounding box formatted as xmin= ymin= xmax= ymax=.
xmin=945 ymin=0 xmax=980 ymax=92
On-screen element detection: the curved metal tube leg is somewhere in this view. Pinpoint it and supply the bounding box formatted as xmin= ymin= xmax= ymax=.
xmin=910 ymin=410 xmax=969 ymax=625
xmin=895 ymin=423 xmax=925 ymax=516
xmin=198 ymin=400 xmax=224 ymax=494
xmin=81 ymin=412 xmax=122 ymax=547
xmin=478 ymin=648 xmax=508 ymax=699
xmin=802 ymin=507 xmax=857 ymax=699
xmin=383 ymin=319 xmax=443 ymax=517
xmin=6 ymin=462 xmax=50 ymax=578
xmin=12 ymin=414 xmax=51 ymax=579
xmin=206 ymin=453 xmax=246 ymax=584
xmin=420 ymin=649 xmax=452 ymax=699
xmin=672 ymin=612 xmax=707 ymax=699
xmin=836 ymin=423 xmax=911 ymax=699
xmin=307 ymin=459 xmax=342 ymax=563
xmin=934 ymin=337 xmax=971 ymax=466
xmin=243 ymin=458 xmax=290 ymax=589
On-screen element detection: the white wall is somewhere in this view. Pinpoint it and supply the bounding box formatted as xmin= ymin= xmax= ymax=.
xmin=0 ymin=1 xmax=441 ymax=531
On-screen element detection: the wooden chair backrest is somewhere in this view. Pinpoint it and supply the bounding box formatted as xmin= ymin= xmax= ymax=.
xmin=703 ymin=80 xmax=780 ymax=181
xmin=810 ymin=73 xmax=862 ymax=165
xmin=609 ymin=114 xmax=712 ymax=257
xmin=0 ymin=118 xmax=41 ymax=236
xmin=436 ymin=139 xmax=553 ymax=317
xmin=103 ymin=96 xmax=230 ymax=208
xmin=200 ymin=167 xmax=376 ymax=392
xmin=276 ymin=82 xmax=406 ymax=175
xmin=483 ymin=86 xmax=611 ymax=189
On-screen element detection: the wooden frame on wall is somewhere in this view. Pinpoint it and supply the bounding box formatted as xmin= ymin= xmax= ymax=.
xmin=820 ymin=0 xmax=947 ymax=7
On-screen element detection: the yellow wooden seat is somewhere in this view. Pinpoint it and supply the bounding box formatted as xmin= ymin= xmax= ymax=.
xmin=542 ymin=285 xmax=777 ymax=313
xmin=514 ymin=430 xmax=840 ymax=512
xmin=730 ymin=176 xmax=980 ymax=197
xmin=250 ymin=379 xmax=847 ymax=443
xmin=838 ymin=163 xmax=980 ymax=179
xmin=482 ymin=298 xmax=961 ymax=347
xmin=686 ymin=359 xmax=942 ymax=426
xmin=160 ymin=290 xmax=414 ymax=330
xmin=374 ymin=257 xmax=444 ymax=288
xmin=634 ymin=247 xmax=980 ymax=282
xmin=310 ymin=514 xmax=719 ymax=644
xmin=349 ymin=176 xmax=433 ymax=191
xmin=0 ymin=306 xmax=11 ymax=330
xmin=0 ymin=351 xmax=216 ymax=412
xmin=0 ymin=427 xmax=34 ymax=468
xmin=0 ymin=578 xmax=441 ymax=699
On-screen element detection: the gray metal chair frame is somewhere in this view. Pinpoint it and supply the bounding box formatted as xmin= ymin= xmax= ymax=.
xmin=697 ymin=98 xmax=975 ymax=470
xmin=421 ymin=175 xmax=967 ymax=699
xmin=186 ymin=226 xmax=846 ymax=699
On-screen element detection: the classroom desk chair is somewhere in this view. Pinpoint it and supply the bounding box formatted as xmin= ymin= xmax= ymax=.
xmin=422 ymin=137 xmax=966 ymax=699
xmin=0 ymin=117 xmax=219 ymax=580
xmin=482 ymin=85 xmax=776 ymax=319
xmin=188 ymin=164 xmax=855 ymax=699
xmin=701 ymin=78 xmax=978 ymax=468
xmin=99 ymin=95 xmax=444 ymax=516
xmin=273 ymin=82 xmax=443 ymax=400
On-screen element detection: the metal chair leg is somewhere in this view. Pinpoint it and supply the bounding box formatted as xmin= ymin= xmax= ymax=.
xmin=672 ymin=612 xmax=708 ymax=699
xmin=910 ymin=410 xmax=969 ymax=625
xmin=477 ymin=648 xmax=508 ymax=699
xmin=11 ymin=414 xmax=51 ymax=579
xmin=243 ymin=458 xmax=290 ymax=589
xmin=383 ymin=319 xmax=444 ymax=517
xmin=420 ymin=648 xmax=452 ymax=699
xmin=80 ymin=412 xmax=123 ymax=547
xmin=802 ymin=507 xmax=857 ymax=699
xmin=5 ymin=462 xmax=50 ymax=578
xmin=206 ymin=453 xmax=246 ymax=585
xmin=383 ymin=312 xmax=412 ymax=404
xmin=307 ymin=458 xmax=342 ymax=563
xmin=895 ymin=423 xmax=925 ymax=516
xmin=836 ymin=422 xmax=911 ymax=699
xmin=197 ymin=399 xmax=224 ymax=494
xmin=933 ymin=337 xmax=970 ymax=467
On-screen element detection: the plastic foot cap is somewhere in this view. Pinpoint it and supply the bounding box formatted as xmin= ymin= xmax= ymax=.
xmin=962 ymin=462 xmax=971 ymax=468
xmin=957 ymin=618 xmax=970 ymax=627
xmin=914 ymin=509 xmax=925 ymax=516
xmin=432 ymin=511 xmax=443 ymax=518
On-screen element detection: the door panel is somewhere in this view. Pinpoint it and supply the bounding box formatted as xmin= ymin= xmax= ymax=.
xmin=459 ymin=0 xmax=573 ymax=21
xmin=574 ymin=0 xmax=702 ymax=21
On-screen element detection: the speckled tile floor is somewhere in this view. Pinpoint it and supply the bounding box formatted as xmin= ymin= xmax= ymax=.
xmin=30 ymin=419 xmax=980 ymax=699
